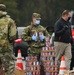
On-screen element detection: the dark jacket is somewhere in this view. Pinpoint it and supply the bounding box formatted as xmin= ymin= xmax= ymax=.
xmin=54 ymin=18 xmax=72 ymax=43
xmin=13 ymin=41 xmax=29 ymax=58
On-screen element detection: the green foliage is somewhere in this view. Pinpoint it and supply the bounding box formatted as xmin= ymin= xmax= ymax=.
xmin=0 ymin=0 xmax=74 ymax=27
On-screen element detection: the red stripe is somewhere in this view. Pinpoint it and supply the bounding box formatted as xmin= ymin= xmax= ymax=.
xmin=17 ymin=58 xmax=22 ymax=60
xmin=60 ymin=67 xmax=66 ymax=70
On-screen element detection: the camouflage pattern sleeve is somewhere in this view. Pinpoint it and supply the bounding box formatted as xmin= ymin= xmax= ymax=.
xmin=8 ymin=18 xmax=16 ymax=42
xmin=22 ymin=26 xmax=32 ymax=42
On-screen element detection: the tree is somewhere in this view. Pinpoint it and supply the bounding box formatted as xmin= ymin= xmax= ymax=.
xmin=0 ymin=0 xmax=74 ymax=27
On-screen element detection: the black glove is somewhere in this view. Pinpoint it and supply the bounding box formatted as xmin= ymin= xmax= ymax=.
xmin=63 ymin=25 xmax=68 ymax=30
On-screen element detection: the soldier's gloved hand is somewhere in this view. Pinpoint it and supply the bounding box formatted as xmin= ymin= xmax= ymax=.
xmin=39 ymin=34 xmax=45 ymax=41
xmin=32 ymin=34 xmax=38 ymax=41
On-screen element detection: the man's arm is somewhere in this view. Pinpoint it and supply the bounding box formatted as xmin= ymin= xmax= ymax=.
xmin=22 ymin=26 xmax=32 ymax=42
xmin=54 ymin=22 xmax=65 ymax=36
xmin=8 ymin=18 xmax=17 ymax=43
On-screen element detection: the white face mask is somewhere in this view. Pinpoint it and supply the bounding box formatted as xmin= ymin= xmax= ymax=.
xmin=35 ymin=20 xmax=40 ymax=25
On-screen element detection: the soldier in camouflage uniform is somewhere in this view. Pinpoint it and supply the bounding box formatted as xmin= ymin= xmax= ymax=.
xmin=0 ymin=4 xmax=16 ymax=75
xmin=22 ymin=13 xmax=50 ymax=59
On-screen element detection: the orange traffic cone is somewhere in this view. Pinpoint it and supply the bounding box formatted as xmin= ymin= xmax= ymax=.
xmin=15 ymin=49 xmax=23 ymax=70
xmin=59 ymin=56 xmax=66 ymax=75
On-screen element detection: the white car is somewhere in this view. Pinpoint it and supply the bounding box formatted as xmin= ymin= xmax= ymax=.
xmin=17 ymin=27 xmax=26 ymax=38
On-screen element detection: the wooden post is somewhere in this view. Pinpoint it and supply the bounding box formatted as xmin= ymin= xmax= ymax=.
xmin=13 ymin=69 xmax=25 ymax=75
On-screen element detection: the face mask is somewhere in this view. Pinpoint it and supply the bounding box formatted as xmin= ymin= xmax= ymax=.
xmin=35 ymin=20 xmax=40 ymax=25
xmin=67 ymin=17 xmax=71 ymax=21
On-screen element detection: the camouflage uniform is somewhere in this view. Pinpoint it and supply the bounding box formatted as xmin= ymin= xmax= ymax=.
xmin=22 ymin=13 xmax=50 ymax=58
xmin=0 ymin=4 xmax=16 ymax=75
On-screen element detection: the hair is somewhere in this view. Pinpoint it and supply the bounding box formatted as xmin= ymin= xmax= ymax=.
xmin=62 ymin=10 xmax=70 ymax=16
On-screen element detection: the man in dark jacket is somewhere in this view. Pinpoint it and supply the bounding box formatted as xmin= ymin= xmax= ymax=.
xmin=54 ymin=10 xmax=72 ymax=71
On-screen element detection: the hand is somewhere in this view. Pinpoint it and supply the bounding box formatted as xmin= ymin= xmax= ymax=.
xmin=32 ymin=34 xmax=38 ymax=41
xmin=39 ymin=34 xmax=45 ymax=41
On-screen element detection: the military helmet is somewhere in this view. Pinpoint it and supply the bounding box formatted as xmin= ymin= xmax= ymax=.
xmin=32 ymin=13 xmax=41 ymax=19
xmin=0 ymin=4 xmax=6 ymax=11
